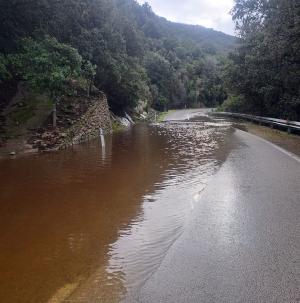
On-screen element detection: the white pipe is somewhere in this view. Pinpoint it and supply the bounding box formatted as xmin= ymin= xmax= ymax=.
xmin=100 ymin=128 xmax=105 ymax=149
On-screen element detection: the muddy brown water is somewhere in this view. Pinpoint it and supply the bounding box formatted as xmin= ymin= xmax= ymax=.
xmin=0 ymin=119 xmax=234 ymax=302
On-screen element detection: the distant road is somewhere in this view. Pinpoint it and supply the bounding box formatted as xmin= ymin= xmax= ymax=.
xmin=164 ymin=108 xmax=212 ymax=121
xmin=129 ymin=110 xmax=300 ymax=302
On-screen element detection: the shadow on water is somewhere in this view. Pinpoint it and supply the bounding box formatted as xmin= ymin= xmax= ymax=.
xmin=0 ymin=119 xmax=235 ymax=303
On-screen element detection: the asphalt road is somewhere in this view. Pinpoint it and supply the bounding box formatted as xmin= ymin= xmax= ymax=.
xmin=128 ymin=110 xmax=300 ymax=302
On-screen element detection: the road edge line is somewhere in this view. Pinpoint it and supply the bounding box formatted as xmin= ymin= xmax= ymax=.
xmin=236 ymin=129 xmax=300 ymax=164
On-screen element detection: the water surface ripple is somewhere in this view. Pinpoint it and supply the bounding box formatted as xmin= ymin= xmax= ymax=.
xmin=0 ymin=118 xmax=232 ymax=303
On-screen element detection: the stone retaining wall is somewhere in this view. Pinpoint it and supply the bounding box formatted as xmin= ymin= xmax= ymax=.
xmin=62 ymin=92 xmax=112 ymax=147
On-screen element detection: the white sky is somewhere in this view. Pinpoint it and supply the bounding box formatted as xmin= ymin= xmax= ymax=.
xmin=136 ymin=0 xmax=235 ymax=35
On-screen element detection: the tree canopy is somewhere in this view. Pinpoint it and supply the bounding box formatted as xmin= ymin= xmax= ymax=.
xmin=223 ymin=0 xmax=300 ymax=120
xmin=0 ymin=0 xmax=236 ymax=114
xmin=10 ymin=36 xmax=84 ymax=99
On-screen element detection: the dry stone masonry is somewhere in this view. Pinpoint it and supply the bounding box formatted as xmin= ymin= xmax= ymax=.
xmin=62 ymin=92 xmax=112 ymax=147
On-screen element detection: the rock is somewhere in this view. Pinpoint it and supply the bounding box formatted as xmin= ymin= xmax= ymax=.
xmin=10 ymin=151 xmax=16 ymax=156
xmin=42 ymin=132 xmax=55 ymax=139
xmin=140 ymin=113 xmax=147 ymax=120
xmin=117 ymin=117 xmax=131 ymax=127
xmin=125 ymin=112 xmax=135 ymax=124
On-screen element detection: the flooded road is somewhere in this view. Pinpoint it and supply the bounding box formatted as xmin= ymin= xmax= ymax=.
xmin=0 ymin=113 xmax=233 ymax=302
xmin=134 ymin=129 xmax=300 ymax=303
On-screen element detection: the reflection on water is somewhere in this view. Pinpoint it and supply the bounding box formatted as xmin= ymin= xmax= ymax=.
xmin=111 ymin=122 xmax=233 ymax=302
xmin=0 ymin=118 xmax=233 ymax=303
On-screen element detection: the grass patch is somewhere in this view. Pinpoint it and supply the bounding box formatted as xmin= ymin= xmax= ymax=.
xmin=8 ymin=104 xmax=36 ymax=125
xmin=5 ymin=94 xmax=52 ymax=138
xmin=157 ymin=110 xmax=175 ymax=122
xmin=112 ymin=120 xmax=125 ymax=133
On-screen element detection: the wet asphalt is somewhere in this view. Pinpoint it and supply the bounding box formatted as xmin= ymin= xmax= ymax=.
xmin=128 ymin=110 xmax=300 ymax=302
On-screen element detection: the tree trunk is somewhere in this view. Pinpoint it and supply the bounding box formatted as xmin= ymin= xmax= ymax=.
xmin=87 ymin=81 xmax=90 ymax=97
xmin=87 ymin=80 xmax=93 ymax=97
xmin=53 ymin=102 xmax=57 ymax=128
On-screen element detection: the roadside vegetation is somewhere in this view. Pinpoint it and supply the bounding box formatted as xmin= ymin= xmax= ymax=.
xmin=157 ymin=110 xmax=175 ymax=122
xmin=0 ymin=0 xmax=235 ymax=119
xmin=0 ymin=0 xmax=299 ymax=137
xmin=222 ymin=0 xmax=300 ymax=120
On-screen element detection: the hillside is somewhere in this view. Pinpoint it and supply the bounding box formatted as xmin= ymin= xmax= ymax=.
xmin=0 ymin=0 xmax=236 ymax=119
xmin=148 ymin=17 xmax=236 ymax=54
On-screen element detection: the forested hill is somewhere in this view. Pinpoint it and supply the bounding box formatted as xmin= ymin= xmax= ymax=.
xmin=151 ymin=19 xmax=236 ymax=54
xmin=0 ymin=0 xmax=236 ymax=114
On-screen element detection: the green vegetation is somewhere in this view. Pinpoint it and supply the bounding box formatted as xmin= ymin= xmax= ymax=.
xmin=0 ymin=54 xmax=11 ymax=83
xmin=9 ymin=36 xmax=88 ymax=101
xmin=112 ymin=120 xmax=126 ymax=133
xmin=3 ymin=1 xmax=297 ymax=121
xmin=222 ymin=0 xmax=300 ymax=120
xmin=157 ymin=110 xmax=175 ymax=122
xmin=218 ymin=95 xmax=247 ymax=113
xmin=8 ymin=103 xmax=36 ymax=125
xmin=0 ymin=0 xmax=236 ymax=115
xmin=5 ymin=94 xmax=53 ymax=138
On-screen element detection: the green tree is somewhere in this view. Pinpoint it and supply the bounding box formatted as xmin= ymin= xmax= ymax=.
xmin=144 ymin=52 xmax=174 ymax=110
xmin=0 ymin=0 xmax=235 ymax=115
xmin=0 ymin=54 xmax=11 ymax=83
xmin=82 ymin=60 xmax=97 ymax=97
xmin=223 ymin=0 xmax=300 ymax=119
xmin=11 ymin=36 xmax=84 ymax=127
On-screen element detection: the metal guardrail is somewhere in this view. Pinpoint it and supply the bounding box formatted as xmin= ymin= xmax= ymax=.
xmin=211 ymin=112 xmax=300 ymax=134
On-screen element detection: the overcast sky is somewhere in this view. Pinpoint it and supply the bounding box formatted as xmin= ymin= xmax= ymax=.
xmin=136 ymin=0 xmax=235 ymax=36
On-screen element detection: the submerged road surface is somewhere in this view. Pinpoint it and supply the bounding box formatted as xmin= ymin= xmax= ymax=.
xmin=1 ymin=109 xmax=299 ymax=303
xmin=128 ymin=110 xmax=300 ymax=302
xmin=164 ymin=108 xmax=212 ymax=121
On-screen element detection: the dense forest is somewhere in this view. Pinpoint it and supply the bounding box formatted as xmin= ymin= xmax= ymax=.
xmin=1 ymin=0 xmax=298 ymax=120
xmin=0 ymin=0 xmax=236 ymax=115
xmin=223 ymin=0 xmax=300 ymax=120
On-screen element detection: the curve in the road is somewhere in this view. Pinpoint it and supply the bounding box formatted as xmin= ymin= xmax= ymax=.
xmin=125 ymin=126 xmax=300 ymax=303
